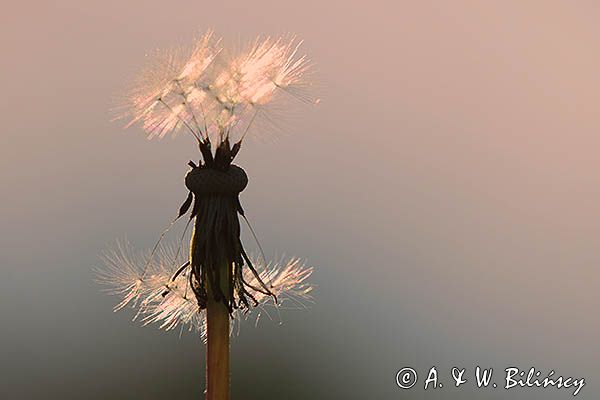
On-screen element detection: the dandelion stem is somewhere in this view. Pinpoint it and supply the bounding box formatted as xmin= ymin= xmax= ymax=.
xmin=206 ymin=282 xmax=230 ymax=400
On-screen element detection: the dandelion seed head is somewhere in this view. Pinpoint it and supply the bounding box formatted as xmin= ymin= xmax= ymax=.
xmin=118 ymin=30 xmax=316 ymax=144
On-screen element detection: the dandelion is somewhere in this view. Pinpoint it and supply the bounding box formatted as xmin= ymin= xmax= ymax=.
xmin=101 ymin=29 xmax=317 ymax=400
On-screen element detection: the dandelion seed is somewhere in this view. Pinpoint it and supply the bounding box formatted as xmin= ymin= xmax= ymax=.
xmin=98 ymin=243 xmax=313 ymax=339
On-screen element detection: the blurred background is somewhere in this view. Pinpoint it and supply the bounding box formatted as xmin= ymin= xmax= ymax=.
xmin=1 ymin=1 xmax=599 ymax=398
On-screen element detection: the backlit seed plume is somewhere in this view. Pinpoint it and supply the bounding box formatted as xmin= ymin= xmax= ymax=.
xmin=119 ymin=30 xmax=316 ymax=143
xmin=96 ymin=242 xmax=314 ymax=338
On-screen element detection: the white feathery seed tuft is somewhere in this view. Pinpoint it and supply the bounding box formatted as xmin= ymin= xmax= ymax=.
xmin=96 ymin=242 xmax=314 ymax=339
xmin=118 ymin=30 xmax=317 ymax=144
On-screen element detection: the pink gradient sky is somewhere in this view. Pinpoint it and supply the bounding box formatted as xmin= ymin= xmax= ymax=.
xmin=1 ymin=1 xmax=599 ymax=398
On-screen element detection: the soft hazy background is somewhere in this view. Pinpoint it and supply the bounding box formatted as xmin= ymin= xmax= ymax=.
xmin=1 ymin=1 xmax=599 ymax=398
